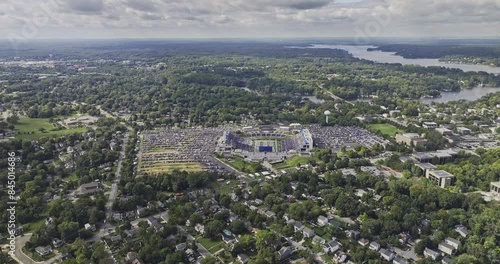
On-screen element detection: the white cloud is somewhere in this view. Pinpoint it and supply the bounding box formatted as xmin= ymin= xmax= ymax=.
xmin=0 ymin=0 xmax=499 ymax=38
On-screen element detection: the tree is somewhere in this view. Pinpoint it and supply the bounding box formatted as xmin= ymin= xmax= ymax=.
xmin=451 ymin=254 xmax=480 ymax=264
xmin=189 ymin=213 xmax=203 ymax=226
xmin=256 ymin=230 xmax=279 ymax=251
xmin=91 ymin=243 xmax=108 ymax=263
xmin=230 ymin=219 xmax=247 ymax=235
xmin=204 ymin=220 xmax=225 ymax=239
xmin=165 ymin=251 xmax=187 ymax=264
xmin=58 ymin=221 xmax=80 ymax=242
xmin=415 ymin=237 xmax=433 ymax=256
xmin=0 ymin=251 xmax=12 ymax=264
xmin=6 ymin=114 xmax=19 ymax=124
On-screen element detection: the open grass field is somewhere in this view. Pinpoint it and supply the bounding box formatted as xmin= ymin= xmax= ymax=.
xmin=227 ymin=156 xmax=262 ymax=173
xmin=274 ymin=155 xmax=315 ymax=169
xmin=196 ymin=236 xmax=224 ymax=254
xmin=141 ymin=162 xmax=203 ymax=174
xmin=23 ymin=218 xmax=46 ymax=233
xmin=367 ymin=123 xmax=402 ymax=136
xmin=211 ymin=179 xmax=238 ymax=195
xmin=15 ymin=117 xmax=87 ymax=140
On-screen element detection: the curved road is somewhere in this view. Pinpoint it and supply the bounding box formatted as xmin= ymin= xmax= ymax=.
xmin=10 ymin=234 xmax=61 ymax=264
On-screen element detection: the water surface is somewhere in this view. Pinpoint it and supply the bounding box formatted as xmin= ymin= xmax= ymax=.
xmin=310 ymin=44 xmax=500 ymax=75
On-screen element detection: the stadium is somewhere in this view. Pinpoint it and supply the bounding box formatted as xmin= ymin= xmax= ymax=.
xmin=216 ymin=124 xmax=314 ymax=161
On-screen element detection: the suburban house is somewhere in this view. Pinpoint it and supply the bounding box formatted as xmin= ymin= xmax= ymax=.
xmin=237 ymin=253 xmax=250 ymax=264
xmin=393 ymin=256 xmax=409 ymax=264
xmin=76 ymin=182 xmax=100 ymax=196
xmin=346 ymin=230 xmax=360 ymax=240
xmin=312 ymin=235 xmax=326 ymax=245
xmin=147 ymin=216 xmax=163 ymax=232
xmin=52 ymin=238 xmax=64 ymax=248
xmin=317 ymin=215 xmax=329 ymax=226
xmin=439 ymin=242 xmax=455 ymax=255
xmin=35 ymin=246 xmax=52 ymax=256
xmin=302 ymin=227 xmax=315 ymax=238
xmin=323 ymin=240 xmax=340 ymax=254
xmin=293 ymin=221 xmax=304 ymax=232
xmin=124 ymin=229 xmax=138 ymax=238
xmin=369 ymin=241 xmax=381 ymax=251
xmin=358 ymin=238 xmax=370 ymax=247
xmin=424 ymin=248 xmax=440 ymax=261
xmin=278 ymin=246 xmax=293 ymax=261
xmin=455 ymin=225 xmax=469 ymax=238
xmin=442 ymin=257 xmax=452 ymax=264
xmin=175 ymin=243 xmax=187 ymax=252
xmin=444 ymin=237 xmax=461 ymax=250
xmin=221 ymin=230 xmax=237 ymax=244
xmin=195 ymin=223 xmax=205 ymax=235
xmin=379 ymin=248 xmax=395 ymax=261
xmin=84 ymin=223 xmax=96 ymax=232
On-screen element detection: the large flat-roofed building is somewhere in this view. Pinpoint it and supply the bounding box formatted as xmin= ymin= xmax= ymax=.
xmin=396 ymin=133 xmax=427 ymax=147
xmin=415 ymin=163 xmax=437 ymax=175
xmin=422 ymin=122 xmax=438 ymax=129
xmin=76 ymin=182 xmax=100 ymax=196
xmin=217 ymin=127 xmax=313 ymax=161
xmin=412 ymin=153 xmax=434 ymax=163
xmin=412 ymin=149 xmax=459 ymax=164
xmin=490 ymin=181 xmax=500 ymax=194
xmin=456 ymin=127 xmax=472 ymax=135
xmin=435 ymin=127 xmax=453 ymax=136
xmin=426 ymin=170 xmax=455 ymax=188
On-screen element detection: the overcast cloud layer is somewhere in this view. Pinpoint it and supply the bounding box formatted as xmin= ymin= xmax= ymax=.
xmin=1 ymin=0 xmax=499 ymax=39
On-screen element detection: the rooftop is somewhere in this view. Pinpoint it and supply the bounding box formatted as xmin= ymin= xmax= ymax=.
xmin=429 ymin=170 xmax=455 ymax=178
xmin=415 ymin=163 xmax=437 ymax=170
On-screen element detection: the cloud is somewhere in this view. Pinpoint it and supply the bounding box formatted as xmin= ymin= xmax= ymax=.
xmin=278 ymin=0 xmax=334 ymax=10
xmin=126 ymin=0 xmax=158 ymax=13
xmin=140 ymin=14 xmax=164 ymax=21
xmin=66 ymin=0 xmax=104 ymax=14
xmin=1 ymin=0 xmax=499 ymax=39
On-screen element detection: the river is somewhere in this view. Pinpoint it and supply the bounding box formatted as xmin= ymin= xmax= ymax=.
xmin=309 ymin=44 xmax=500 ymax=75
xmin=303 ymin=44 xmax=500 ymax=102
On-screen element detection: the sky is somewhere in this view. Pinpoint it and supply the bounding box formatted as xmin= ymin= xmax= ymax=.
xmin=1 ymin=0 xmax=500 ymax=40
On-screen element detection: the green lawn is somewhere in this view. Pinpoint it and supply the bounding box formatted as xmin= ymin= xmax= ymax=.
xmin=22 ymin=247 xmax=56 ymax=262
xmin=15 ymin=117 xmax=88 ymax=140
xmin=63 ymin=171 xmax=79 ymax=181
xmin=197 ymin=236 xmax=224 ymax=253
xmin=274 ymin=155 xmax=315 ymax=169
xmin=23 ymin=218 xmax=46 ymax=233
xmin=368 ymin=123 xmax=402 ymax=136
xmin=211 ymin=179 xmax=238 ymax=195
xmin=227 ymin=156 xmax=262 ymax=173
xmin=141 ymin=162 xmax=204 ymax=174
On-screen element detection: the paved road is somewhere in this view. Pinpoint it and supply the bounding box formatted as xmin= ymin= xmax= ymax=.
xmin=393 ymin=245 xmax=420 ymax=261
xmin=318 ymin=83 xmax=354 ymax=106
xmin=10 ymin=234 xmax=62 ymax=264
xmin=210 ymin=156 xmax=241 ymax=175
xmin=130 ymin=211 xmax=169 ymax=228
xmin=105 ymin=126 xmax=131 ymax=221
